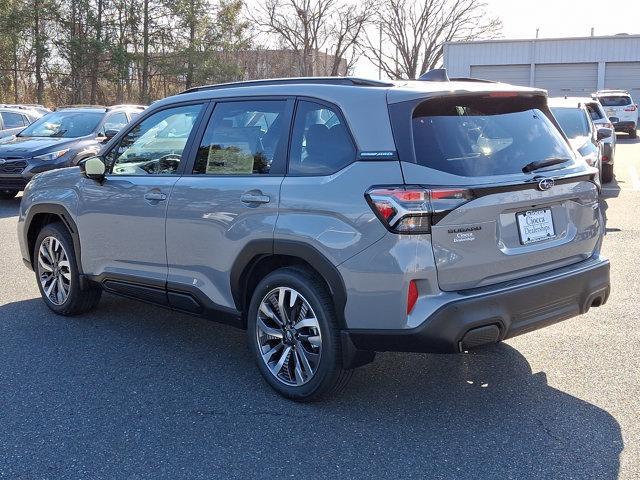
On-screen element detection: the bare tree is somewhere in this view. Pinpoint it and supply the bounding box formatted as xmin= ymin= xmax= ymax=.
xmin=364 ymin=0 xmax=501 ymax=79
xmin=252 ymin=0 xmax=376 ymax=76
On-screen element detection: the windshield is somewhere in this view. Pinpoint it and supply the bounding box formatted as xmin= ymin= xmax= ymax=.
xmin=550 ymin=107 xmax=591 ymax=139
xmin=411 ymin=96 xmax=574 ymax=177
xmin=19 ymin=111 xmax=103 ymax=138
xmin=598 ymin=95 xmax=632 ymax=107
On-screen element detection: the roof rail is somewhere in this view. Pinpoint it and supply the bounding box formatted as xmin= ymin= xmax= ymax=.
xmin=595 ymin=89 xmax=630 ymax=94
xmin=180 ymin=77 xmax=394 ymax=94
xmin=107 ymin=104 xmax=147 ymax=110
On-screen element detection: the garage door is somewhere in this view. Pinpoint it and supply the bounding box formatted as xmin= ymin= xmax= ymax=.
xmin=534 ymin=63 xmax=598 ymax=97
xmin=605 ymin=62 xmax=640 ymax=100
xmin=470 ymin=65 xmax=530 ymax=86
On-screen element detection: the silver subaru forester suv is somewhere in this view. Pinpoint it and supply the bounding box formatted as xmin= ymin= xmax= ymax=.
xmin=17 ymin=72 xmax=610 ymax=400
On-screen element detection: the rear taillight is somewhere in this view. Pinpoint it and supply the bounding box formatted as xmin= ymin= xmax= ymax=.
xmin=365 ymin=186 xmax=473 ymax=234
xmin=624 ymin=105 xmax=637 ymax=112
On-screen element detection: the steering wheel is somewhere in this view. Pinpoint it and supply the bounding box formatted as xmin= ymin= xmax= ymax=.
xmin=141 ymin=153 xmax=181 ymax=174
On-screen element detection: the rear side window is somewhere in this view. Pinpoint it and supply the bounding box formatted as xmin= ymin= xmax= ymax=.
xmin=1 ymin=112 xmax=25 ymax=129
xmin=288 ymin=100 xmax=356 ymax=175
xmin=411 ymin=96 xmax=574 ymax=177
xmin=598 ymin=96 xmax=632 ymax=107
xmin=193 ymin=100 xmax=287 ymax=175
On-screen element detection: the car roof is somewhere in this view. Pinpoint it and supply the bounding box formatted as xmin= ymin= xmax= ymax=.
xmin=595 ymin=90 xmax=631 ymax=96
xmin=0 ymin=107 xmax=33 ymax=115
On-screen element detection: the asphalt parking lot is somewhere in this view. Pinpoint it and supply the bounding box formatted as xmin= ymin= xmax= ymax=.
xmin=0 ymin=138 xmax=639 ymax=480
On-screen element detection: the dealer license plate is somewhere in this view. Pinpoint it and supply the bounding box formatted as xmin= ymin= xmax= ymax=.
xmin=516 ymin=208 xmax=556 ymax=245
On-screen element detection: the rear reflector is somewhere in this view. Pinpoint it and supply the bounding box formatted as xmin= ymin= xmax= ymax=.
xmin=407 ymin=280 xmax=418 ymax=314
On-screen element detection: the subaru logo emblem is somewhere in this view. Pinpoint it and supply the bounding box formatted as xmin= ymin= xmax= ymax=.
xmin=538 ymin=178 xmax=555 ymax=191
xmin=0 ymin=159 xmax=5 ymax=165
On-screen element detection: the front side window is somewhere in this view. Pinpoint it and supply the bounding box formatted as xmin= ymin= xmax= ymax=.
xmin=1 ymin=112 xmax=25 ymax=129
xmin=551 ymin=107 xmax=591 ymax=139
xmin=289 ymin=100 xmax=356 ymax=175
xmin=18 ymin=111 xmax=103 ymax=138
xmin=411 ymin=95 xmax=575 ymax=177
xmin=106 ymin=104 xmax=203 ymax=176
xmin=103 ymin=112 xmax=129 ymax=133
xmin=193 ymin=100 xmax=287 ymax=175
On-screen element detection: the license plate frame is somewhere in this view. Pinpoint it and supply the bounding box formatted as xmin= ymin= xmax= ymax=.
xmin=516 ymin=208 xmax=556 ymax=245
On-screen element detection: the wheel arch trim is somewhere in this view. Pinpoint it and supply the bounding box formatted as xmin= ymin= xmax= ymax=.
xmin=230 ymin=239 xmax=348 ymax=328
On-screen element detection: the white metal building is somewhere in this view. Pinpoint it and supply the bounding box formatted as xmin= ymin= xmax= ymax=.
xmin=443 ymin=35 xmax=640 ymax=98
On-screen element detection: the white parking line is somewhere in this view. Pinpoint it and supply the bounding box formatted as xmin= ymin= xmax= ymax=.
xmin=628 ymin=163 xmax=640 ymax=191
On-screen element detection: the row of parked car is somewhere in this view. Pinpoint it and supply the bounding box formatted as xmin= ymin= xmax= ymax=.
xmin=0 ymin=104 xmax=146 ymax=199
xmin=548 ymin=89 xmax=638 ymax=184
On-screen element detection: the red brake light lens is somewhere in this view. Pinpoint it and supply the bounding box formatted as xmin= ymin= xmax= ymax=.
xmin=624 ymin=105 xmax=637 ymax=112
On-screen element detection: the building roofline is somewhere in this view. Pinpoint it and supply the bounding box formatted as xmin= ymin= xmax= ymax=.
xmin=445 ymin=33 xmax=640 ymax=47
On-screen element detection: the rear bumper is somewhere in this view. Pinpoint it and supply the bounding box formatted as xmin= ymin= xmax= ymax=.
xmin=613 ymin=121 xmax=636 ymax=131
xmin=347 ymin=256 xmax=610 ymax=354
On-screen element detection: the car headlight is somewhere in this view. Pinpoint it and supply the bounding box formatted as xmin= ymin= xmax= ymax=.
xmin=32 ymin=149 xmax=69 ymax=161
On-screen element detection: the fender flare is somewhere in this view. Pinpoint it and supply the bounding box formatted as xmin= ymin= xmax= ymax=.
xmin=230 ymin=239 xmax=348 ymax=328
xmin=24 ymin=203 xmax=84 ymax=274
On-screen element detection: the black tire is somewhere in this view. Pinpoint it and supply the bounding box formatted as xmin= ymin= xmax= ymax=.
xmin=630 ymin=128 xmax=638 ymax=139
xmin=602 ymin=163 xmax=614 ymax=184
xmin=0 ymin=189 xmax=18 ymax=199
xmin=247 ymin=267 xmax=352 ymax=401
xmin=34 ymin=222 xmax=102 ymax=315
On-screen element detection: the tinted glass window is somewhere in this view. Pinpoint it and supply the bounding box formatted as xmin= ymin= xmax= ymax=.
xmin=551 ymin=107 xmax=591 ymax=138
xmin=19 ymin=111 xmax=103 ymax=138
xmin=103 ymin=112 xmax=129 ymax=132
xmin=194 ymin=100 xmax=287 ymax=175
xmin=586 ymin=103 xmax=603 ymax=121
xmin=1 ymin=112 xmax=25 ymax=129
xmin=598 ymin=95 xmax=632 ymax=107
xmin=289 ymin=100 xmax=356 ymax=175
xmin=411 ymin=96 xmax=574 ymax=177
xmin=107 ymin=104 xmax=203 ymax=175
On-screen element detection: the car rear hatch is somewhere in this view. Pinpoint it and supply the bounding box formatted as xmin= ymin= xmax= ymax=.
xmin=387 ymin=89 xmax=603 ymax=291
xmin=598 ymin=94 xmax=637 ymax=123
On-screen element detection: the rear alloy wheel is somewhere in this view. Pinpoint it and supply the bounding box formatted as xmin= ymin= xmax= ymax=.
xmin=248 ymin=268 xmax=352 ymax=401
xmin=34 ymin=222 xmax=102 ymax=315
xmin=0 ymin=189 xmax=18 ymax=199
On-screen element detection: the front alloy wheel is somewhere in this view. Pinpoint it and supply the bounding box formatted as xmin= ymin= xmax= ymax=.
xmin=37 ymin=236 xmax=72 ymax=305
xmin=256 ymin=287 xmax=322 ymax=386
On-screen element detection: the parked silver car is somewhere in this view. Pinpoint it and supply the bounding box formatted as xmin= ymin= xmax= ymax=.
xmin=17 ymin=72 xmax=610 ymax=400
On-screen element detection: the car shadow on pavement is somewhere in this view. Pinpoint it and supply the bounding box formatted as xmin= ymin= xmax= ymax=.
xmin=0 ymin=295 xmax=623 ymax=479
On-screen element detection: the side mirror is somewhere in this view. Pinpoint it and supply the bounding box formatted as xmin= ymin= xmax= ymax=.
xmin=104 ymin=129 xmax=119 ymax=140
xmin=597 ymin=127 xmax=613 ymax=141
xmin=82 ymin=156 xmax=106 ymax=182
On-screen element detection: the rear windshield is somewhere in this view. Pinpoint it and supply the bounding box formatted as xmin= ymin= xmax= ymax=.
xmin=550 ymin=107 xmax=591 ymax=139
xmin=598 ymin=95 xmax=632 ymax=107
xmin=411 ymin=95 xmax=574 ymax=177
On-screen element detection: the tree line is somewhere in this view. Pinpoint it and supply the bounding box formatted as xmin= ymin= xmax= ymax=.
xmin=0 ymin=0 xmax=501 ymax=106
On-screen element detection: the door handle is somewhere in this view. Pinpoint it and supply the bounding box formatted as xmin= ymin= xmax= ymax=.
xmin=144 ymin=191 xmax=167 ymax=202
xmin=240 ymin=192 xmax=270 ymax=204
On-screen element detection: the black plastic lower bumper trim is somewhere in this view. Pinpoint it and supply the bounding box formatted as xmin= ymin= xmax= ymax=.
xmin=347 ymin=258 xmax=610 ymax=354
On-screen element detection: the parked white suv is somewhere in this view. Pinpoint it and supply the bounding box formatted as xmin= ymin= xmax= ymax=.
xmin=593 ymin=90 xmax=638 ymax=138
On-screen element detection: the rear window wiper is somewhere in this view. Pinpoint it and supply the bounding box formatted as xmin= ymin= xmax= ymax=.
xmin=522 ymin=157 xmax=571 ymax=173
